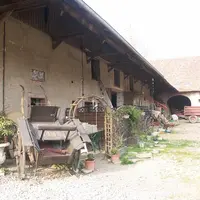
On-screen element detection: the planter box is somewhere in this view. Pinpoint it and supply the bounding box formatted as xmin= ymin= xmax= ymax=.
xmin=0 ymin=142 xmax=10 ymax=165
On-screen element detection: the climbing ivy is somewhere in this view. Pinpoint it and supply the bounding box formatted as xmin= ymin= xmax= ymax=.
xmin=0 ymin=112 xmax=16 ymax=142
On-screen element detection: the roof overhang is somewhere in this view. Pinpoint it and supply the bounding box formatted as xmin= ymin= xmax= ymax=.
xmin=64 ymin=0 xmax=177 ymax=93
xmin=0 ymin=0 xmax=177 ymax=94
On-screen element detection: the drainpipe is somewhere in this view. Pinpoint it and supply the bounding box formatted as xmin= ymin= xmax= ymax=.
xmin=2 ymin=22 xmax=6 ymax=112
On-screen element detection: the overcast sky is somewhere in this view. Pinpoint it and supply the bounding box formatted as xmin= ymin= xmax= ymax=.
xmin=83 ymin=0 xmax=200 ymax=60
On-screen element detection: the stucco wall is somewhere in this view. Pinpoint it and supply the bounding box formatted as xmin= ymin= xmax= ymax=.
xmin=0 ymin=18 xmax=151 ymax=120
xmin=0 ymin=18 xmax=110 ymax=116
xmin=179 ymin=92 xmax=200 ymax=106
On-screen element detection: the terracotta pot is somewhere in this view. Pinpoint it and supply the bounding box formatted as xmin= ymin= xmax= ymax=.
xmin=111 ymin=154 xmax=120 ymax=164
xmin=85 ymin=160 xmax=95 ymax=171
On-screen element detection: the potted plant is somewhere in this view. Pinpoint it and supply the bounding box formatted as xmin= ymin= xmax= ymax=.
xmin=85 ymin=153 xmax=95 ymax=171
xmin=0 ymin=114 xmax=16 ymax=165
xmin=111 ymin=148 xmax=120 ymax=164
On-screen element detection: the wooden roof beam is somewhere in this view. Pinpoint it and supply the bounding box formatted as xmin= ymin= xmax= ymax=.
xmin=52 ymin=32 xmax=84 ymax=50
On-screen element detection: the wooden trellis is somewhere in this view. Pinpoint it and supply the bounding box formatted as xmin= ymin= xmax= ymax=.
xmin=104 ymin=108 xmax=113 ymax=155
xmin=68 ymin=95 xmax=113 ymax=155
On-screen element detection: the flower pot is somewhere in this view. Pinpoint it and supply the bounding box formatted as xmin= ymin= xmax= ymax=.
xmin=0 ymin=142 xmax=10 ymax=165
xmin=85 ymin=160 xmax=95 ymax=171
xmin=111 ymin=154 xmax=120 ymax=164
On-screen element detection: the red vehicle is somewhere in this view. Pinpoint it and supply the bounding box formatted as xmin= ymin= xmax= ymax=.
xmin=184 ymin=106 xmax=200 ymax=123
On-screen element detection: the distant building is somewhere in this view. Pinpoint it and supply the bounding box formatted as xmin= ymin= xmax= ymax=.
xmin=151 ymin=57 xmax=200 ymax=114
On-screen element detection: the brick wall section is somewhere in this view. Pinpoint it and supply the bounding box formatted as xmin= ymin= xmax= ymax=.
xmin=0 ymin=18 xmax=151 ymax=121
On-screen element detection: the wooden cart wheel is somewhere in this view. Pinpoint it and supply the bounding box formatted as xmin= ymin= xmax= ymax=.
xmin=16 ymin=134 xmax=26 ymax=179
xmin=71 ymin=149 xmax=81 ymax=173
xmin=189 ymin=115 xmax=198 ymax=123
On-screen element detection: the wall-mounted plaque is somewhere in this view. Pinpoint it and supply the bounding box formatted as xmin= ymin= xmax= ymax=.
xmin=31 ymin=69 xmax=45 ymax=82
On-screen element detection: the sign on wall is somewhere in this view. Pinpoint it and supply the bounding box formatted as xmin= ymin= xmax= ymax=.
xmin=31 ymin=69 xmax=45 ymax=82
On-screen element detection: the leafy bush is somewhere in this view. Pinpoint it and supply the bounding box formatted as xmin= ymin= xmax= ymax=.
xmin=0 ymin=113 xmax=16 ymax=142
xmin=114 ymin=106 xmax=142 ymax=135
xmin=111 ymin=148 xmax=118 ymax=155
xmin=120 ymin=156 xmax=133 ymax=165
xmin=86 ymin=153 xmax=95 ymax=161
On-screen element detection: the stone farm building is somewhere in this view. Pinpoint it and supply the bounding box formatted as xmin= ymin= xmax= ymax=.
xmin=152 ymin=56 xmax=200 ymax=115
xmin=0 ymin=0 xmax=176 ymax=124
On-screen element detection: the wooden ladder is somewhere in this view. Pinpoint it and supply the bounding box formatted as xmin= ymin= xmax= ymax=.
xmin=104 ymin=108 xmax=113 ymax=155
xmin=98 ymin=80 xmax=113 ymax=108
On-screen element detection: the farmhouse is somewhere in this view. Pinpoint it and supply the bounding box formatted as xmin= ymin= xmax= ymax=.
xmin=0 ymin=0 xmax=175 ymax=123
xmin=152 ymin=57 xmax=200 ymax=115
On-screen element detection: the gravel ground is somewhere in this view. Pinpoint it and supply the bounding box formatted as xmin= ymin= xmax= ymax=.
xmin=163 ymin=120 xmax=200 ymax=141
xmin=1 ymin=121 xmax=200 ymax=200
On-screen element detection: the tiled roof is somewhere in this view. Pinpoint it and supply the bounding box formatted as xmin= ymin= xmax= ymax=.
xmin=150 ymin=57 xmax=200 ymax=92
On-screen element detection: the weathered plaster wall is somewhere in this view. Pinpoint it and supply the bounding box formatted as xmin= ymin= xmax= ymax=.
xmin=184 ymin=92 xmax=200 ymax=106
xmin=133 ymin=81 xmax=151 ymax=106
xmin=0 ymin=18 xmax=111 ymax=118
xmin=0 ymin=18 xmax=151 ymax=121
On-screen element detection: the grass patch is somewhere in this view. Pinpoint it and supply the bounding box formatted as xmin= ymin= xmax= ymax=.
xmin=121 ymin=138 xmax=200 ymax=164
xmin=120 ymin=142 xmax=155 ymax=165
xmin=120 ymin=156 xmax=134 ymax=165
xmin=158 ymin=139 xmax=200 ymax=162
xmin=127 ymin=146 xmax=153 ymax=153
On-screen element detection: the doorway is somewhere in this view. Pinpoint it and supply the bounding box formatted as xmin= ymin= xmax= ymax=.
xmin=111 ymin=92 xmax=117 ymax=108
xmin=167 ymin=95 xmax=191 ymax=114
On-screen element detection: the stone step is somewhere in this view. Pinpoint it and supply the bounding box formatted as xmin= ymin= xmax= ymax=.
xmin=81 ymin=168 xmax=94 ymax=174
xmin=136 ymin=152 xmax=152 ymax=159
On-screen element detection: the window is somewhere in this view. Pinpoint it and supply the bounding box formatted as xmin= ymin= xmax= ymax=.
xmin=31 ymin=98 xmax=46 ymax=106
xmin=91 ymin=59 xmax=100 ymax=81
xmin=114 ymin=69 xmax=120 ymax=87
xmin=129 ymin=76 xmax=133 ymax=91
xmin=111 ymin=92 xmax=117 ymax=108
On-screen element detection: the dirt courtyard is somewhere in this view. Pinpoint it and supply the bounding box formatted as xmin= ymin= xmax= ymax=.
xmin=162 ymin=120 xmax=200 ymax=141
xmin=1 ymin=121 xmax=200 ymax=200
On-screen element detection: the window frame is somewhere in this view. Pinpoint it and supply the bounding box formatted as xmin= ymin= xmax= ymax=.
xmin=91 ymin=59 xmax=100 ymax=81
xmin=129 ymin=76 xmax=133 ymax=91
xmin=114 ymin=69 xmax=120 ymax=87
